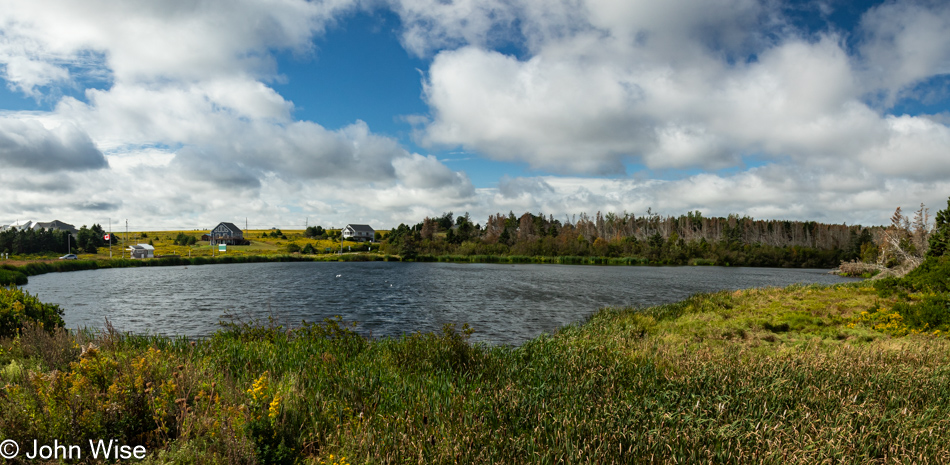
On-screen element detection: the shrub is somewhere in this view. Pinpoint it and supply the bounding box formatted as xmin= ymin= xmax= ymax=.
xmin=0 ymin=269 xmax=27 ymax=286
xmin=0 ymin=287 xmax=65 ymax=338
xmin=904 ymin=255 xmax=950 ymax=293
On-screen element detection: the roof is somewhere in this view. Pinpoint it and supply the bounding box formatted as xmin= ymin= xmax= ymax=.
xmin=129 ymin=244 xmax=155 ymax=250
xmin=0 ymin=220 xmax=77 ymax=233
xmin=31 ymin=220 xmax=78 ymax=234
xmin=214 ymin=222 xmax=242 ymax=233
xmin=345 ymin=224 xmax=375 ymax=233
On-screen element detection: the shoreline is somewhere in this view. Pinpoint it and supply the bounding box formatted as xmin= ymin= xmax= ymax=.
xmin=2 ymin=252 xmax=847 ymax=286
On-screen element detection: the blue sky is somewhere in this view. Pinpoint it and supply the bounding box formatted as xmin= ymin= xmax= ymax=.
xmin=1 ymin=0 xmax=949 ymax=230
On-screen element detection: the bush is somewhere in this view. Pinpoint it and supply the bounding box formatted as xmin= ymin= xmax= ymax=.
xmin=0 ymin=269 xmax=27 ymax=286
xmin=904 ymin=255 xmax=950 ymax=293
xmin=0 ymin=287 xmax=65 ymax=338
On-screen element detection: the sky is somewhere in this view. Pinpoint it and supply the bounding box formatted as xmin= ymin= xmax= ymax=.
xmin=1 ymin=0 xmax=949 ymax=231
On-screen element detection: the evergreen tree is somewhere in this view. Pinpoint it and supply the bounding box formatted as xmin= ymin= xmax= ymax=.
xmin=928 ymin=196 xmax=950 ymax=258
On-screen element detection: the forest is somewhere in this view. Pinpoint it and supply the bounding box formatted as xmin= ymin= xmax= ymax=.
xmin=379 ymin=210 xmax=884 ymax=268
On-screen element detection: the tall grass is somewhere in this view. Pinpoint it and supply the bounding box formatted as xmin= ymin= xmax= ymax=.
xmin=2 ymin=283 xmax=950 ymax=463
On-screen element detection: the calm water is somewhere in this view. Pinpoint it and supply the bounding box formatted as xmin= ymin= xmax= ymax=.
xmin=23 ymin=262 xmax=858 ymax=345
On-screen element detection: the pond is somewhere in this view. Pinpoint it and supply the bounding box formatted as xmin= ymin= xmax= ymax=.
xmin=24 ymin=261 xmax=858 ymax=345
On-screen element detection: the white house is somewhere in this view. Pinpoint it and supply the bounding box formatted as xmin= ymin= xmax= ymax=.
xmin=342 ymin=224 xmax=375 ymax=242
xmin=0 ymin=220 xmax=77 ymax=234
xmin=128 ymin=244 xmax=155 ymax=259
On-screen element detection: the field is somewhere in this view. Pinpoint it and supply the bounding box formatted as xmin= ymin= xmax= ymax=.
xmin=3 ymin=274 xmax=950 ymax=463
xmin=61 ymin=229 xmax=377 ymax=260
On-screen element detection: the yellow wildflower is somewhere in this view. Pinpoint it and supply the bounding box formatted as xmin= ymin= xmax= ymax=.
xmin=268 ymin=393 xmax=281 ymax=421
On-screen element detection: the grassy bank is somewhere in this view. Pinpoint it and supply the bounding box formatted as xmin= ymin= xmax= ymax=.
xmin=1 ymin=253 xmax=399 ymax=283
xmin=2 ymin=275 xmax=950 ymax=463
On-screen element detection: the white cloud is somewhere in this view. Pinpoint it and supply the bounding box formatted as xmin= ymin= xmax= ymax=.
xmin=858 ymin=0 xmax=950 ymax=104
xmin=0 ymin=0 xmax=480 ymax=230
xmin=410 ymin=0 xmax=950 ymax=210
xmin=2 ymin=0 xmax=950 ymax=231
xmin=0 ymin=0 xmax=354 ymax=88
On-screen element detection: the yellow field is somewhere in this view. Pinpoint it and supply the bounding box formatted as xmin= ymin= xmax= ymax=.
xmin=89 ymin=229 xmax=376 ymax=259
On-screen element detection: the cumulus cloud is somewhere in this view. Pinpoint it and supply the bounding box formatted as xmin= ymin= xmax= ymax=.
xmin=0 ymin=118 xmax=107 ymax=171
xmin=2 ymin=0 xmax=950 ymax=230
xmin=412 ymin=0 xmax=950 ymax=188
xmin=858 ymin=0 xmax=950 ymax=104
xmin=0 ymin=0 xmax=355 ymax=89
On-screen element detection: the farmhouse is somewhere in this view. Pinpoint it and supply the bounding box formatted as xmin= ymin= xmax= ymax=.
xmin=342 ymin=224 xmax=375 ymax=242
xmin=209 ymin=222 xmax=247 ymax=245
xmin=128 ymin=244 xmax=155 ymax=259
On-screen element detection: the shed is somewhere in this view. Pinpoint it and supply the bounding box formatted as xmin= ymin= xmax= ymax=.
xmin=128 ymin=244 xmax=155 ymax=259
xmin=342 ymin=224 xmax=375 ymax=242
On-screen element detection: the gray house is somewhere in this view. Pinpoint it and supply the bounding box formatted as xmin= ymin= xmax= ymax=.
xmin=31 ymin=220 xmax=78 ymax=235
xmin=342 ymin=224 xmax=375 ymax=242
xmin=210 ymin=222 xmax=246 ymax=245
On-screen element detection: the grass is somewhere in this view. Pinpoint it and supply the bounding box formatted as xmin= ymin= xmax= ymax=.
xmin=1 ymin=280 xmax=949 ymax=463
xmin=0 ymin=228 xmax=394 ymax=283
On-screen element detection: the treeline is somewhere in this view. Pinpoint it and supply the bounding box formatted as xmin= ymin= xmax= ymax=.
xmin=381 ymin=211 xmax=882 ymax=268
xmin=0 ymin=224 xmax=117 ymax=256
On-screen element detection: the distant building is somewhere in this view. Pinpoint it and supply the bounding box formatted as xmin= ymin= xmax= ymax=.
xmin=30 ymin=220 xmax=78 ymax=235
xmin=342 ymin=224 xmax=375 ymax=242
xmin=0 ymin=220 xmax=77 ymax=234
xmin=128 ymin=244 xmax=155 ymax=259
xmin=209 ymin=222 xmax=247 ymax=245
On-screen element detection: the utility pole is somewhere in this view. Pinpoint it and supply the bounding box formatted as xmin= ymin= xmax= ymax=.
xmin=109 ymin=218 xmax=112 ymax=259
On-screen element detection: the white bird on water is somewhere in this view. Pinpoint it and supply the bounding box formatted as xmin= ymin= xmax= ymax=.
xmin=335 ymin=274 xmax=341 ymax=278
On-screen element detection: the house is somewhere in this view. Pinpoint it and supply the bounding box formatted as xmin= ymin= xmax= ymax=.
xmin=0 ymin=220 xmax=77 ymax=234
xmin=128 ymin=244 xmax=155 ymax=259
xmin=209 ymin=222 xmax=247 ymax=245
xmin=0 ymin=221 xmax=33 ymax=232
xmin=342 ymin=224 xmax=375 ymax=242
xmin=30 ymin=220 xmax=78 ymax=235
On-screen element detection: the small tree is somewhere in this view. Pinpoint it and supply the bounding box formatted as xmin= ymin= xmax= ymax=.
xmin=880 ymin=204 xmax=931 ymax=270
xmin=928 ymin=196 xmax=950 ymax=258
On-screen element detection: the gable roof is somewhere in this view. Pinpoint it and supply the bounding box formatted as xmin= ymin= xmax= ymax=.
xmin=213 ymin=222 xmax=242 ymax=233
xmin=31 ymin=220 xmax=78 ymax=234
xmin=345 ymin=224 xmax=375 ymax=233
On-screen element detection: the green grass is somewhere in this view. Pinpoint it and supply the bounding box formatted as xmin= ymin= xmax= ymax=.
xmin=2 ymin=282 xmax=950 ymax=464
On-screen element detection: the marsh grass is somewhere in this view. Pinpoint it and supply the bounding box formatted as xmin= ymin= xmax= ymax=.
xmin=2 ymin=283 xmax=950 ymax=463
